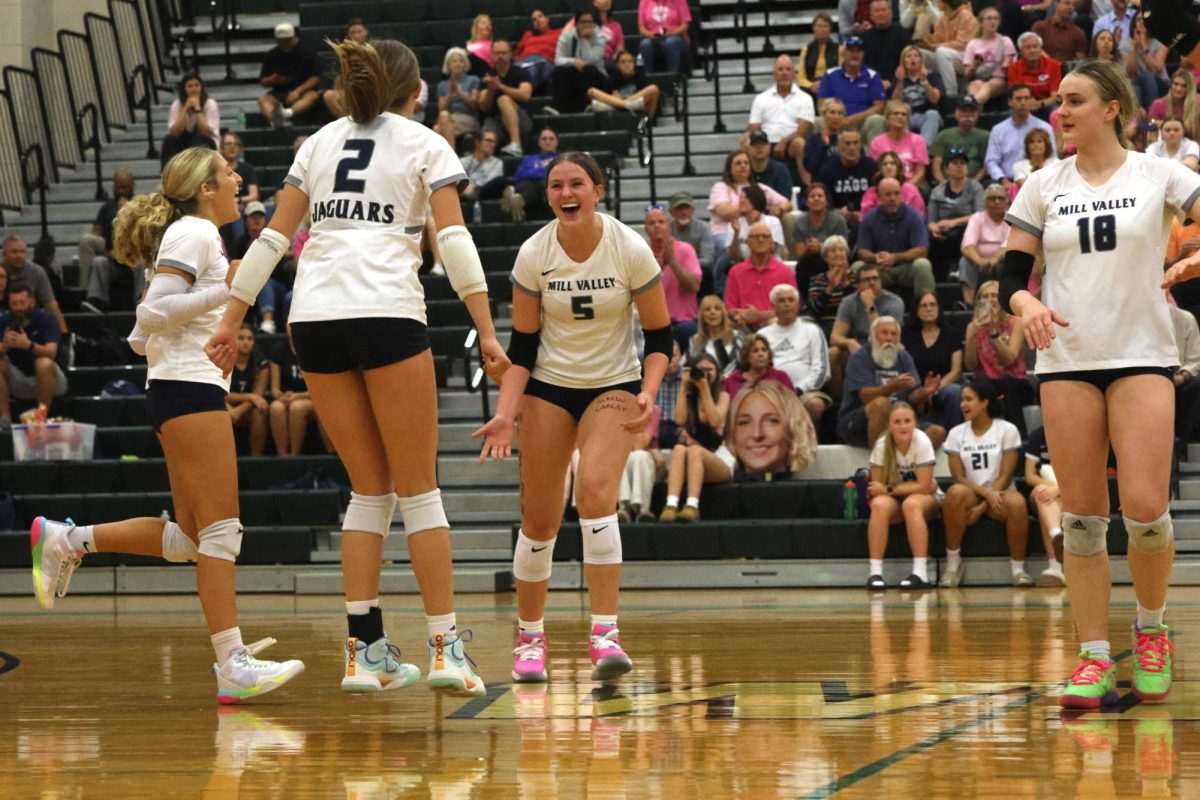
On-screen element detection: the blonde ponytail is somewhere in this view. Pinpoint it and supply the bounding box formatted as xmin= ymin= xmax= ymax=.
xmin=112 ymin=147 xmax=218 ymax=268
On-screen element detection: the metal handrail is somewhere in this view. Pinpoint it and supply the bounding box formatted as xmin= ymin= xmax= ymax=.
xmin=210 ymin=0 xmax=239 ymax=80
xmin=127 ymin=64 xmax=159 ymax=159
xmin=738 ymin=0 xmax=754 ymax=94
xmin=20 ymin=144 xmax=49 ymax=241
xmin=76 ymin=103 xmax=106 ymax=200
xmin=679 ymin=74 xmax=696 ymax=176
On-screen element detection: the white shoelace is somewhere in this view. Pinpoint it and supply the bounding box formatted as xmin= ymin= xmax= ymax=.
xmin=513 ymin=637 xmax=545 ymax=661
xmin=54 ymin=553 xmax=82 ymax=600
xmin=591 ymin=629 xmax=622 ymax=651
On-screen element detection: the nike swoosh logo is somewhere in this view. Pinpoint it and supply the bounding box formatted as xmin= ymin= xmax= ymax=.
xmin=541 ymin=268 xmax=557 ymax=276
xmin=531 ymin=546 xmax=547 ymax=552
xmin=1052 ymin=193 xmax=1069 ymax=204
xmin=592 ymin=526 xmax=608 ymax=534
xmin=82 ymin=542 xmax=92 ymax=553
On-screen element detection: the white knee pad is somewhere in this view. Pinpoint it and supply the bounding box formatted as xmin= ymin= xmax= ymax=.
xmin=1125 ymin=512 xmax=1174 ymax=554
xmin=399 ymin=488 xmax=449 ymax=536
xmin=580 ymin=514 xmax=622 ymax=565
xmin=513 ymin=530 xmax=556 ymax=582
xmin=197 ymin=518 xmax=243 ymax=562
xmin=343 ymin=492 xmax=398 ymax=538
xmin=1062 ymin=512 xmax=1110 ymax=557
xmin=161 ymin=520 xmax=198 ymax=563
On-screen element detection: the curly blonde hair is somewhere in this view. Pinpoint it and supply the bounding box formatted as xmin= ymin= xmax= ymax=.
xmin=112 ymin=147 xmax=219 ymax=268
xmin=727 ymin=380 xmax=818 ymax=473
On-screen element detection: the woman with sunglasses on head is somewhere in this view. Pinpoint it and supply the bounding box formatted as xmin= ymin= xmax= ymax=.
xmin=1004 ymin=59 xmax=1200 ymax=708
xmin=475 ymin=151 xmax=671 ymax=685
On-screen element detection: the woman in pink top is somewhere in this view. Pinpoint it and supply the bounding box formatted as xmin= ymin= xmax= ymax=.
xmin=723 ymin=334 xmax=795 ymax=400
xmin=963 ymin=280 xmax=1034 ymax=434
xmin=962 ymin=7 xmax=1015 ymax=106
xmin=958 ymin=183 xmax=1009 ymax=305
xmin=638 ymin=0 xmax=692 ymax=74
xmin=466 ymin=14 xmax=494 ymax=69
xmin=869 ymin=100 xmax=930 ymax=186
xmin=707 ymin=148 xmax=789 ymax=244
xmin=860 ymin=152 xmax=927 ymax=218
xmin=1149 ymin=69 xmax=1200 ymax=141
xmin=162 ymin=73 xmax=220 ymax=165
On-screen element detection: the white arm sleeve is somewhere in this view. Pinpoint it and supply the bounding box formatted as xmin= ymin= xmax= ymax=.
xmin=136 ymin=273 xmax=230 ymax=334
xmin=127 ymin=322 xmax=149 ymax=356
xmin=436 ymin=225 xmax=489 ymax=300
xmin=229 ymin=228 xmax=290 ymax=305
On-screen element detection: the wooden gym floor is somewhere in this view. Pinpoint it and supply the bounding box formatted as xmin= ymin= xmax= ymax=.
xmin=2 ymin=586 xmax=1199 ymax=799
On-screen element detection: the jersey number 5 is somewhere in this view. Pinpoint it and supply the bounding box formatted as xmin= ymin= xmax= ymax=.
xmin=571 ymin=295 xmax=595 ymax=320
xmin=1076 ymin=214 xmax=1116 ymax=254
xmin=334 ymin=139 xmax=376 ymax=193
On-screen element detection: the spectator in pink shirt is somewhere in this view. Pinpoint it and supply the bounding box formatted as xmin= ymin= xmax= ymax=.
xmin=958 ymin=183 xmax=1010 ymax=305
xmin=467 ymin=14 xmax=494 ymax=70
xmin=565 ymin=0 xmax=626 ymax=60
xmin=707 ymin=148 xmax=790 ymax=245
xmin=645 ymin=205 xmax=702 ymax=348
xmin=724 ymin=221 xmax=798 ymax=330
xmin=638 ymin=0 xmax=692 ymax=74
xmin=860 ymin=151 xmax=927 ymax=219
xmin=869 ymin=100 xmax=930 ymax=186
xmin=723 ymin=334 xmax=796 ymax=399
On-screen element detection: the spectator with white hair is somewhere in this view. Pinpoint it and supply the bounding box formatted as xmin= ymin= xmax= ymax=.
xmin=791 ymin=182 xmax=849 ymax=299
xmin=1006 ymin=33 xmax=1061 ymax=116
xmin=838 ymin=315 xmax=942 ymax=448
xmin=807 ymin=234 xmax=856 ymax=320
xmin=435 ymin=47 xmax=482 ymax=150
xmin=758 ymin=284 xmax=832 ymax=426
xmin=959 ymin=182 xmax=1011 ymax=306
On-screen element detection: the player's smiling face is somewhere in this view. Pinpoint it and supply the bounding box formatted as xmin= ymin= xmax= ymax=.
xmin=547 ymin=161 xmax=603 ymax=224
xmin=888 ymin=406 xmax=916 ymax=443
xmin=208 ymin=154 xmax=243 ymax=226
xmin=1056 ymin=74 xmax=1119 ymax=147
xmin=960 ymin=386 xmax=987 ymax=422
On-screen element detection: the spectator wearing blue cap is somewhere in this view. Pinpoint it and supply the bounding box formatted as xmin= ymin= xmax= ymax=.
xmin=817 ymin=37 xmax=887 ymax=142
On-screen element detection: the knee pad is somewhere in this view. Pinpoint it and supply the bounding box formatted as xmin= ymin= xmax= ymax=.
xmin=161 ymin=520 xmax=197 ymax=563
xmin=513 ymin=530 xmax=556 ymax=582
xmin=197 ymin=518 xmax=243 ymax=562
xmin=580 ymin=514 xmax=622 ymax=565
xmin=343 ymin=492 xmax=397 ymax=538
xmin=398 ymin=488 xmax=449 ymax=536
xmin=1061 ymin=512 xmax=1110 ymax=557
xmin=1125 ymin=512 xmax=1174 ymax=554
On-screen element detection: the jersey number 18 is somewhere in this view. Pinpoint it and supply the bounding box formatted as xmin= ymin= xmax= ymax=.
xmin=1076 ymin=214 xmax=1116 ymax=254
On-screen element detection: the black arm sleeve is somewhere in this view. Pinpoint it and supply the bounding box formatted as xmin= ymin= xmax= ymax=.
xmin=506 ymin=328 xmax=540 ymax=371
xmin=1142 ymin=0 xmax=1200 ymax=57
xmin=999 ymin=249 xmax=1036 ymax=315
xmin=642 ymin=325 xmax=673 ymax=360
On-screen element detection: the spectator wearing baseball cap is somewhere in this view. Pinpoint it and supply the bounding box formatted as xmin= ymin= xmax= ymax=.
xmin=816 ymin=36 xmax=887 ymax=142
xmin=743 ymin=55 xmax=816 ymax=176
xmin=258 ymin=22 xmax=323 ymax=128
xmin=929 ymin=94 xmax=990 ymax=183
xmin=926 ymin=147 xmax=984 ymax=279
xmin=667 ymin=191 xmax=716 ymax=290
xmin=746 ymin=128 xmax=796 ymax=200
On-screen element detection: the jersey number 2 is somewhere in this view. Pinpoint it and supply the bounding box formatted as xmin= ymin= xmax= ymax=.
xmin=1076 ymin=214 xmax=1116 ymax=254
xmin=334 ymin=140 xmax=376 ymax=193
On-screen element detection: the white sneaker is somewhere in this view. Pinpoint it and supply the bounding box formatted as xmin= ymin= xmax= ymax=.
xmin=31 ymin=517 xmax=83 ymax=611
xmin=937 ymin=563 xmax=964 ymax=588
xmin=501 ymin=141 xmax=524 ymax=157
xmin=1012 ymin=570 xmax=1035 ymax=588
xmin=341 ymin=636 xmax=421 ymax=692
xmin=259 ymin=319 xmax=277 ymax=334
xmin=427 ymin=630 xmax=486 ymax=696
xmin=627 ymin=96 xmax=646 ymax=112
xmin=1036 ymin=567 xmax=1066 ymax=587
xmin=589 ymin=98 xmax=611 ymax=113
xmin=214 ymin=638 xmax=305 ymax=704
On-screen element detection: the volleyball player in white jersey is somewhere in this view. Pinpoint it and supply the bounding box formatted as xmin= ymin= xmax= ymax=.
xmin=206 ymin=40 xmax=507 ymax=697
xmin=1003 ymin=59 xmax=1200 ymax=708
xmin=474 ymin=152 xmax=671 ymax=683
xmin=30 ymin=148 xmax=304 ymax=703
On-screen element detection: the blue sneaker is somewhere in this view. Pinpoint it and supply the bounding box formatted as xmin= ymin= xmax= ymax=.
xmin=341 ymin=636 xmax=421 ymax=693
xmin=427 ymin=630 xmax=486 ymax=697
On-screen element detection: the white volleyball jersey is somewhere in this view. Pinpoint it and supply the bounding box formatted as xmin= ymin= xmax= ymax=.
xmin=870 ymin=428 xmax=937 ymax=484
xmin=284 ymin=112 xmax=467 ymax=323
xmin=145 ymin=216 xmax=230 ymax=390
xmin=944 ymin=418 xmax=1022 ymax=489
xmin=511 ymin=214 xmax=662 ymax=388
xmin=1006 ymin=151 xmax=1200 ymax=374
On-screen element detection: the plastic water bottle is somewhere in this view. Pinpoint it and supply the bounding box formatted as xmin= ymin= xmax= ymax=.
xmin=472 ymin=200 xmax=482 ymax=225
xmin=842 ymin=479 xmax=858 ymax=520
xmin=237 ymin=109 xmax=246 ymax=129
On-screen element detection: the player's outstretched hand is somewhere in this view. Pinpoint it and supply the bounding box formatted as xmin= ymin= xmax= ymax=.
xmin=621 ymin=392 xmax=656 ymax=434
xmin=205 ymin=324 xmax=238 ymax=377
xmin=1018 ymin=295 xmax=1068 ymax=351
xmin=479 ymin=334 xmax=511 ymax=385
xmin=473 ymin=414 xmax=514 ymax=463
xmin=1163 ymin=251 xmax=1200 ymax=290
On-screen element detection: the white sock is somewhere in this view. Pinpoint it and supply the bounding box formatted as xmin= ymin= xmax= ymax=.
xmin=518 ymin=618 xmax=544 ymax=636
xmin=1081 ymin=639 xmax=1111 ymax=661
xmin=946 ymin=548 xmax=962 ymax=572
xmin=1010 ymin=559 xmax=1026 ymax=577
xmin=591 ymin=614 xmax=618 ymax=630
xmin=212 ymin=627 xmax=244 ymax=667
xmin=665 ymin=495 xmax=679 ymax=508
xmin=1136 ymin=605 xmax=1166 ymax=631
xmin=912 ymin=557 xmax=928 ymax=581
xmin=869 ymin=559 xmax=884 ymax=576
xmin=1046 ymin=557 xmax=1062 ymax=573
xmin=685 ymin=496 xmax=700 ymax=509
xmin=426 ymin=612 xmax=457 ymax=639
xmin=345 ymin=598 xmax=378 ymax=615
xmin=67 ymin=524 xmax=95 ymax=555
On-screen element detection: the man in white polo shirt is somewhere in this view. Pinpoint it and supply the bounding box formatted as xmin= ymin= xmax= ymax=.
xmin=743 ymin=54 xmax=815 ymax=177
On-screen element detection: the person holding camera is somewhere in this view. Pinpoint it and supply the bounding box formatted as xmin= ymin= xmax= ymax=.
xmin=0 ymin=281 xmax=66 ymax=428
xmin=964 ymin=279 xmax=1033 ymax=435
xmin=660 ymin=353 xmax=733 ymax=522
xmin=162 ymin=73 xmax=219 ymax=167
